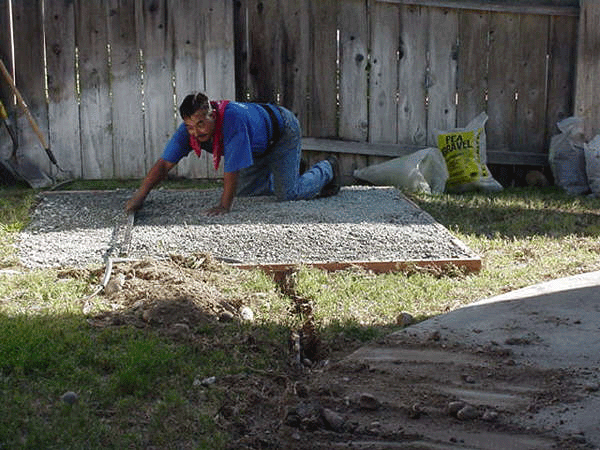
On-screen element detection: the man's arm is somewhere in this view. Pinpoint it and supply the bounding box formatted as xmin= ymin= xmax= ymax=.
xmin=125 ymin=158 xmax=176 ymax=211
xmin=206 ymin=171 xmax=238 ymax=216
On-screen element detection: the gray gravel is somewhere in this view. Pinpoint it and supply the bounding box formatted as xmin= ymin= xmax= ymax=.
xmin=17 ymin=186 xmax=478 ymax=269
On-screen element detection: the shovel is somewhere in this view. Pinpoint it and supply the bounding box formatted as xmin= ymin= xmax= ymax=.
xmin=0 ymin=59 xmax=64 ymax=188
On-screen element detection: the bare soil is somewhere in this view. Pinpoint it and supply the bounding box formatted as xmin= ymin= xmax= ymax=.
xmin=71 ymin=256 xmax=592 ymax=450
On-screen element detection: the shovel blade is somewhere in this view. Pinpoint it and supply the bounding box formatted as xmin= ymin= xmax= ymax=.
xmin=1 ymin=155 xmax=53 ymax=188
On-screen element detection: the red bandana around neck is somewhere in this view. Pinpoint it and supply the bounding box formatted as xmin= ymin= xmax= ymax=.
xmin=189 ymin=100 xmax=230 ymax=170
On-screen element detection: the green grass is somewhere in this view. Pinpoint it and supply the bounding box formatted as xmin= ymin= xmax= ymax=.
xmin=56 ymin=178 xmax=221 ymax=192
xmin=0 ymin=182 xmax=599 ymax=448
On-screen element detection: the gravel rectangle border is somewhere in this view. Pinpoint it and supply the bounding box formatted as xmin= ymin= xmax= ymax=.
xmin=17 ymin=186 xmax=480 ymax=272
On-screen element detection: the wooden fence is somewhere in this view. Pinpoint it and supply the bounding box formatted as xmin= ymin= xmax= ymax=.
xmin=0 ymin=0 xmax=234 ymax=181
xmin=237 ymin=0 xmax=580 ymax=184
xmin=0 ymin=0 xmax=583 ymax=184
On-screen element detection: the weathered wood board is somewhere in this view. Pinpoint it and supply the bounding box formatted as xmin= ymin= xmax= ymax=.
xmin=136 ymin=0 xmax=175 ymax=174
xmin=575 ymin=0 xmax=600 ymax=140
xmin=307 ymin=0 xmax=338 ymax=138
xmin=77 ymin=0 xmax=114 ymax=179
xmin=108 ymin=0 xmax=145 ymax=179
xmin=45 ymin=0 xmax=81 ymax=178
xmin=338 ymin=0 xmax=369 ymax=142
xmin=426 ymin=6 xmax=458 ymax=145
xmin=397 ymin=4 xmax=428 ymax=146
xmin=11 ymin=0 xmax=49 ymax=175
xmin=456 ymin=10 xmax=489 ymax=127
xmin=370 ymin=1 xmax=401 ymax=144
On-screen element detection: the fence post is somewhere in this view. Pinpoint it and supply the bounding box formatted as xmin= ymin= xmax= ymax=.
xmin=575 ymin=0 xmax=600 ymax=140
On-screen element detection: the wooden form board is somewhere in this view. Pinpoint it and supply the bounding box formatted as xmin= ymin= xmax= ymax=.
xmin=234 ymin=258 xmax=482 ymax=280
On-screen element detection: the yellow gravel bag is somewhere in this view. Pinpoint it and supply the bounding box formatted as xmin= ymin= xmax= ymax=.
xmin=435 ymin=112 xmax=502 ymax=192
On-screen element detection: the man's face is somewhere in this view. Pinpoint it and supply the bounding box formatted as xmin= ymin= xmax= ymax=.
xmin=184 ymin=109 xmax=215 ymax=142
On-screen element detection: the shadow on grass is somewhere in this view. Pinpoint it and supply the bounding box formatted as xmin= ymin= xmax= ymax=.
xmin=408 ymin=187 xmax=600 ymax=239
xmin=0 ymin=303 xmax=406 ymax=450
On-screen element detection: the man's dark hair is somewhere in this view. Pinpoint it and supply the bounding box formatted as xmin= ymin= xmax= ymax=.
xmin=179 ymin=92 xmax=210 ymax=119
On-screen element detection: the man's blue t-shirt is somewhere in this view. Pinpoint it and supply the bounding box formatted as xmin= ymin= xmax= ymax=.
xmin=161 ymin=102 xmax=281 ymax=173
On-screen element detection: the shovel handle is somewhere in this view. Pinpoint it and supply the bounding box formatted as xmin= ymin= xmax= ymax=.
xmin=0 ymin=59 xmax=49 ymax=151
xmin=0 ymin=98 xmax=7 ymax=120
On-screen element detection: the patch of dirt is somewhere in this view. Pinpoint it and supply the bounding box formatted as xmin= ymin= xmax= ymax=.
xmin=71 ymin=256 xmax=592 ymax=450
xmin=79 ymin=253 xmax=249 ymax=331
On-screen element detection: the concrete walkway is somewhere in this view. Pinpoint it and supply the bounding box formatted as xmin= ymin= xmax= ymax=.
xmin=335 ymin=271 xmax=600 ymax=449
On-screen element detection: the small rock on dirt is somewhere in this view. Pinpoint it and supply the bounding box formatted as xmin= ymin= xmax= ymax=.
xmin=358 ymin=393 xmax=380 ymax=410
xmin=456 ymin=405 xmax=479 ymax=420
xmin=461 ymin=374 xmax=476 ymax=384
xmin=321 ymin=407 xmax=345 ymax=432
xmin=448 ymin=401 xmax=466 ymax=417
xmin=482 ymin=410 xmax=499 ymax=421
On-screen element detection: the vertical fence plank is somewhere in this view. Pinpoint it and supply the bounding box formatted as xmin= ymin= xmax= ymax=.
xmin=246 ymin=0 xmax=280 ymax=103
xmin=0 ymin=1 xmax=12 ymax=109
xmin=234 ymin=0 xmax=249 ymax=102
xmin=427 ymin=7 xmax=458 ymax=145
xmin=204 ymin=0 xmax=235 ymax=179
xmin=514 ymin=15 xmax=549 ymax=154
xmin=307 ymin=0 xmax=337 ymax=138
xmin=370 ymin=0 xmax=400 ymax=144
xmin=107 ymin=0 xmax=144 ymax=179
xmin=136 ymin=0 xmax=174 ymax=174
xmin=546 ymin=15 xmax=577 ymax=137
xmin=11 ymin=0 xmax=49 ymax=173
xmin=243 ymin=0 xmax=311 ymax=126
xmin=339 ymin=0 xmax=369 ymax=142
xmin=279 ymin=1 xmax=310 ymax=126
xmin=77 ymin=0 xmax=113 ymax=179
xmin=0 ymin=0 xmax=13 ymax=165
xmin=203 ymin=0 xmax=236 ymax=101
xmin=396 ymin=4 xmax=427 ymax=146
xmin=45 ymin=0 xmax=81 ymax=178
xmin=487 ymin=12 xmax=519 ymax=152
xmin=171 ymin=0 xmax=210 ymax=178
xmin=456 ymin=10 xmax=489 ymax=127
xmin=171 ymin=0 xmax=206 ymax=97
xmin=575 ymin=0 xmax=600 ymax=140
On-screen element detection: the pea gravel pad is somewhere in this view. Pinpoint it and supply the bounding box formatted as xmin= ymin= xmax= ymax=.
xmin=17 ymin=186 xmax=478 ymax=269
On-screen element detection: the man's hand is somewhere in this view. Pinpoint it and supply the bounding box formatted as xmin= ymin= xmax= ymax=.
xmin=205 ymin=171 xmax=238 ymax=216
xmin=125 ymin=194 xmax=145 ymax=212
xmin=124 ymin=158 xmax=176 ymax=212
xmin=205 ymin=204 xmax=230 ymax=216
